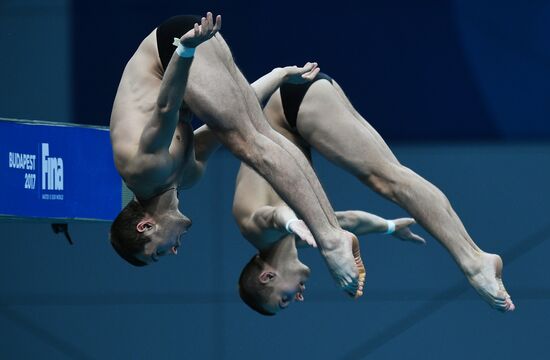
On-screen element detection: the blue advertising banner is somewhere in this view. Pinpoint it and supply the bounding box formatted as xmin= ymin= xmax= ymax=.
xmin=0 ymin=118 xmax=123 ymax=221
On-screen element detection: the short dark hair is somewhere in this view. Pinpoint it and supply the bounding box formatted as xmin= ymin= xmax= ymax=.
xmin=238 ymin=255 xmax=275 ymax=316
xmin=110 ymin=200 xmax=151 ymax=266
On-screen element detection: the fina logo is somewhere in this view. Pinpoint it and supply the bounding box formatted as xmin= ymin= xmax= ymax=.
xmin=41 ymin=143 xmax=64 ymax=191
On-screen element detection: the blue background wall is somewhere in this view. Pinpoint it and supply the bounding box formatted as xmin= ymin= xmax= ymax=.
xmin=1 ymin=0 xmax=550 ymax=359
xmin=70 ymin=0 xmax=550 ymax=140
xmin=2 ymin=147 xmax=550 ymax=359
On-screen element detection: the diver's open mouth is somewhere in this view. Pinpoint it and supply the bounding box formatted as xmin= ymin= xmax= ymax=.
xmin=295 ymin=282 xmax=306 ymax=301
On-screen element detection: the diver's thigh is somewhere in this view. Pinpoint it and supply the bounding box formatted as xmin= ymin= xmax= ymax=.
xmin=296 ymin=81 xmax=397 ymax=174
xmin=330 ymin=80 xmax=398 ymax=161
xmin=183 ymin=38 xmax=253 ymax=136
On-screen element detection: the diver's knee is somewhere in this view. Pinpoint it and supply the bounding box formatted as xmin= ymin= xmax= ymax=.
xmin=228 ymin=132 xmax=270 ymax=166
xmin=361 ymin=164 xmax=406 ymax=201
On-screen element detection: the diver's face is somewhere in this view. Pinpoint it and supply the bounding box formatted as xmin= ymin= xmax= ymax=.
xmin=262 ymin=264 xmax=311 ymax=314
xmin=137 ymin=213 xmax=192 ymax=264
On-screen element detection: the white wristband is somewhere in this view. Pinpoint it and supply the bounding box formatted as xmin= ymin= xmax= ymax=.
xmin=175 ymin=43 xmax=195 ymax=58
xmin=285 ymin=218 xmax=300 ymax=233
xmin=385 ymin=220 xmax=396 ymax=235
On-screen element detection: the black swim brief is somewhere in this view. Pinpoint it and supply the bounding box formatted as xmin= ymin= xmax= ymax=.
xmin=279 ymin=72 xmax=334 ymax=129
xmin=156 ymin=15 xmax=202 ymax=71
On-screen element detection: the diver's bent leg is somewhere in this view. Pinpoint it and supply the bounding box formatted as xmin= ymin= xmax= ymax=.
xmin=297 ymin=79 xmax=513 ymax=310
xmin=182 ymin=37 xmax=363 ymax=295
xmin=214 ymin=40 xmax=341 ymax=227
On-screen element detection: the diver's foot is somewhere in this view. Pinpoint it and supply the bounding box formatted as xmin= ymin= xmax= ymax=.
xmin=353 ymin=234 xmax=366 ymax=298
xmin=464 ymin=252 xmax=515 ymax=312
xmin=323 ymin=231 xmax=366 ymax=298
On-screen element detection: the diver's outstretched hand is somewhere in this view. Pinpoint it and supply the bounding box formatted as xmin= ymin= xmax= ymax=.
xmin=282 ymin=62 xmax=320 ymax=84
xmin=180 ymin=12 xmax=222 ymax=48
xmin=288 ymin=219 xmax=317 ymax=248
xmin=391 ymin=218 xmax=426 ymax=245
